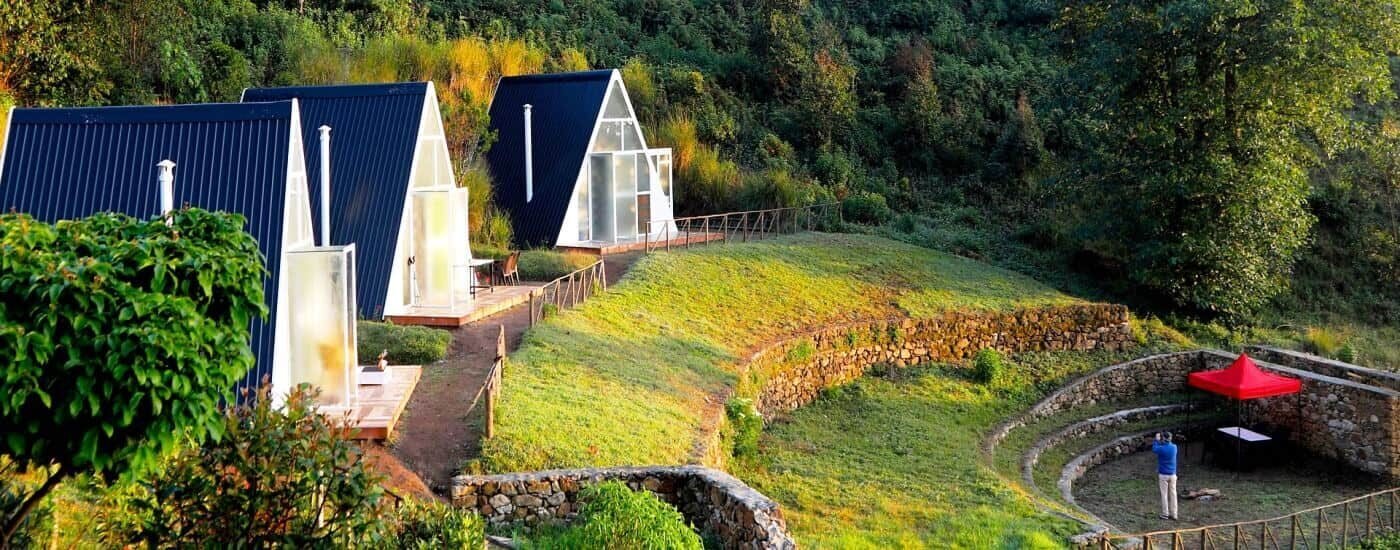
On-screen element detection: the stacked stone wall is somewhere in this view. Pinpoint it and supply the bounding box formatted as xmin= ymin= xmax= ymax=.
xmin=748 ymin=304 xmax=1133 ymax=416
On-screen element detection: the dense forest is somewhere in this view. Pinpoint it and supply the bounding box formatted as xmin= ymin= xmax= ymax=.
xmin=2 ymin=0 xmax=1396 ymax=329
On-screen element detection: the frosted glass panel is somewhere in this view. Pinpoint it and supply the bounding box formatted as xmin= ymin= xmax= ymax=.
xmin=622 ymin=122 xmax=643 ymax=150
xmin=412 ymin=191 xmax=455 ymax=308
xmin=287 ymin=247 xmax=357 ymax=408
xmin=636 ymin=152 xmax=650 ymax=192
xmin=593 ymin=122 xmax=623 ymax=152
xmin=603 ymin=82 xmax=630 ymax=118
xmin=613 ymin=154 xmax=637 ymax=239
xmin=575 ymin=175 xmax=590 ymax=242
xmin=589 ymin=155 xmax=613 ymax=241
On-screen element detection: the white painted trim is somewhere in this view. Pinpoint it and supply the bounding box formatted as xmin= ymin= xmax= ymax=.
xmin=0 ymin=105 xmax=15 ymax=181
xmin=272 ymin=99 xmax=311 ymax=404
xmin=384 ymin=83 xmax=471 ymax=315
xmin=554 ymin=70 xmax=619 ymax=247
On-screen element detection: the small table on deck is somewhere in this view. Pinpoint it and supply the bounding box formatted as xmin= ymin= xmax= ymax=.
xmin=468 ymin=258 xmax=497 ymax=295
xmin=1210 ymin=426 xmax=1274 ymax=470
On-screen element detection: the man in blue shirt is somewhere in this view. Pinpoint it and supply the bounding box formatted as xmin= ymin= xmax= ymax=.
xmin=1153 ymin=432 xmax=1179 ymax=520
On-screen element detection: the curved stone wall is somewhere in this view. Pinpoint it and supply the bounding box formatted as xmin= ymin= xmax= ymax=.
xmin=1022 ymin=404 xmax=1196 ymax=489
xmin=451 ymin=466 xmax=794 ymax=550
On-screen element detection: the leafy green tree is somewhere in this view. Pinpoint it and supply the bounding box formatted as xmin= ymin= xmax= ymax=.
xmin=0 ymin=210 xmax=267 ymax=543
xmin=0 ymin=0 xmax=105 ymax=105
xmin=1057 ymin=0 xmax=1400 ymax=319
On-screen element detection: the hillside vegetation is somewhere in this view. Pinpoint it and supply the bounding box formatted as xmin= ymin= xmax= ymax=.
xmin=477 ymin=233 xmax=1088 ymax=472
xmin=3 ymin=0 xmax=1395 ymax=332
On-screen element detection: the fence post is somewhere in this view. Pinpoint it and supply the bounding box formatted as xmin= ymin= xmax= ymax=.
xmin=528 ymin=292 xmax=535 ymax=327
xmin=1367 ymin=494 xmax=1374 ymax=537
xmin=1343 ymin=501 xmax=1350 ymax=547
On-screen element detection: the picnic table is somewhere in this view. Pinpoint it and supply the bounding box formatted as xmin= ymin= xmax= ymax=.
xmin=1208 ymin=426 xmax=1275 ymax=470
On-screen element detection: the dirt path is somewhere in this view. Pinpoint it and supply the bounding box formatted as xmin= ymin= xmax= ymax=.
xmin=381 ymin=252 xmax=644 ymax=494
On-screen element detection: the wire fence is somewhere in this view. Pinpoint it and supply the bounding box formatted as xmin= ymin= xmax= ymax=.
xmin=1097 ymin=487 xmax=1400 ymax=549
xmin=642 ymin=203 xmax=841 ymax=253
xmin=526 ymin=259 xmax=607 ymax=327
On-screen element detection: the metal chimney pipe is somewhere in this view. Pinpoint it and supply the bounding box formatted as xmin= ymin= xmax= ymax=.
xmin=157 ymin=159 xmax=176 ymax=226
xmin=318 ymin=125 xmax=332 ymax=246
xmin=523 ymin=104 xmax=533 ymax=203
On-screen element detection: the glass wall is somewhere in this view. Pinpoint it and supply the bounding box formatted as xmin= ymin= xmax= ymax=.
xmin=410 ymin=189 xmax=461 ymax=309
xmin=613 ymin=154 xmax=637 ymax=239
xmin=589 ymin=154 xmax=613 ymax=242
xmin=286 ymin=246 xmax=358 ymax=408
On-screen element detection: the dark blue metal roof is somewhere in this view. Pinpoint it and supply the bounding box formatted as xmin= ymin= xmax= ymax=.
xmin=485 ymin=70 xmax=614 ymax=247
xmin=0 ymin=101 xmax=298 ymax=399
xmin=242 ymin=83 xmax=428 ymax=319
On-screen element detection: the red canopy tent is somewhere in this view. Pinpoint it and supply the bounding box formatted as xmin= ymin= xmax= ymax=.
xmin=1188 ymin=353 xmax=1302 ymax=470
xmin=1187 ymin=353 xmax=1302 ymax=400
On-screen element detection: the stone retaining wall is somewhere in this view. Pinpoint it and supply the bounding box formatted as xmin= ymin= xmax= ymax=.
xmin=1022 ymin=404 xmax=1197 ymax=489
xmin=748 ymin=304 xmax=1133 ymax=416
xmin=451 ymin=466 xmax=794 ymax=550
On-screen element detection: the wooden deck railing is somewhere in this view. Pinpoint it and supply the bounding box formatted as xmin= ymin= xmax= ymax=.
xmin=1097 ymin=487 xmax=1400 ymax=549
xmin=642 ymin=203 xmax=841 ymax=253
xmin=527 ymin=259 xmax=607 ymax=326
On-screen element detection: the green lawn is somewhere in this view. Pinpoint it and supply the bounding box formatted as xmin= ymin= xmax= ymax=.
xmin=727 ymin=341 xmax=1188 ymax=549
xmin=477 ymin=233 xmax=1088 ymax=473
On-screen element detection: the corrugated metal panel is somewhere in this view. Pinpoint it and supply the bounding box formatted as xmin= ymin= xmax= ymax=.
xmin=242 ymin=83 xmax=427 ymax=319
xmin=0 ymin=101 xmax=297 ymax=399
xmin=485 ymin=70 xmax=613 ymax=247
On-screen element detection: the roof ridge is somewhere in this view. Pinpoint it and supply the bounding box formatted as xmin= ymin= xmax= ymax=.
xmin=10 ymin=101 xmax=296 ymax=125
xmin=244 ymin=82 xmax=431 ymax=100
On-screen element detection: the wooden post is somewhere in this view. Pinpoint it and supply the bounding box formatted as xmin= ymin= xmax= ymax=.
xmin=528 ymin=292 xmax=535 ymax=326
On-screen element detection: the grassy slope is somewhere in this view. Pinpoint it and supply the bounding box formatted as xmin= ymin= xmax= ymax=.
xmin=478 ymin=233 xmax=1085 ymax=472
xmin=727 ymin=344 xmax=1185 ymax=549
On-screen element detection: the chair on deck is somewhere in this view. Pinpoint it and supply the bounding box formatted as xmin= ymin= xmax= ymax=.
xmin=499 ymin=251 xmax=521 ymax=286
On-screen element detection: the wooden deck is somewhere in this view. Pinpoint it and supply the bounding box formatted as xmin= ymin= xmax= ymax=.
xmin=350 ymin=365 xmax=421 ymax=441
xmin=557 ymin=231 xmax=726 ymax=255
xmin=384 ymin=284 xmax=541 ymax=327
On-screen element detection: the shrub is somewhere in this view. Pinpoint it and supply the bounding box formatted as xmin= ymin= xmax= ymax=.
xmin=392 ymin=498 xmax=485 ymax=550
xmin=972 ymin=348 xmax=1006 ymax=386
xmin=1304 ymin=326 xmax=1346 ymax=357
xmin=523 ymin=481 xmax=702 ymax=550
xmin=0 ymin=210 xmax=267 ymax=542
xmin=725 ymin=398 xmax=763 ymax=459
xmin=518 ymin=250 xmax=597 ymax=281
xmin=894 ymin=212 xmax=919 ymax=233
xmin=358 ymin=321 xmax=451 ymax=365
xmin=105 ymin=385 xmax=391 ymax=547
xmin=0 ymin=460 xmax=53 ymax=549
xmin=842 ymin=191 xmax=893 ymax=225
xmin=1337 ymin=343 xmax=1361 ymax=364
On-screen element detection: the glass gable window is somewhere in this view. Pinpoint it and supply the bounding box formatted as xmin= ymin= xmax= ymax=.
xmin=603 ymin=81 xmax=631 ymax=118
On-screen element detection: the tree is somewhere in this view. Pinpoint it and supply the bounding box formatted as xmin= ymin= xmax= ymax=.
xmin=1057 ymin=0 xmax=1400 ymax=319
xmin=0 ymin=209 xmax=267 ymax=543
xmin=0 ymin=0 xmax=105 ymax=105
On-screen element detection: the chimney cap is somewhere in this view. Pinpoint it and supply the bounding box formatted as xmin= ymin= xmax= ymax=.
xmin=318 ymin=125 xmax=331 ymax=132
xmin=523 ymin=104 xmax=532 ymax=110
xmin=157 ymin=159 xmax=176 ymax=168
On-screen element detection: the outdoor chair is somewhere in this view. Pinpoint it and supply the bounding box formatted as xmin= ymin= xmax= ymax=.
xmin=499 ymin=251 xmax=521 ymax=286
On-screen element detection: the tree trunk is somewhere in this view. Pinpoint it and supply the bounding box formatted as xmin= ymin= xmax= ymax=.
xmin=1 ymin=464 xmax=65 ymax=547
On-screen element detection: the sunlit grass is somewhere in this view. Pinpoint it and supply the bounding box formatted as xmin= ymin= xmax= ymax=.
xmin=477 ymin=233 xmax=1088 ymax=473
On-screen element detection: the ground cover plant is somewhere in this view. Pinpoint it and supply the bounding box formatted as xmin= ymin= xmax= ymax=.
xmin=516 ymin=481 xmax=703 ymax=550
xmin=516 ymin=249 xmax=598 ymax=281
xmin=478 ymin=232 xmax=1089 ymax=472
xmin=357 ymin=321 xmax=452 ymax=365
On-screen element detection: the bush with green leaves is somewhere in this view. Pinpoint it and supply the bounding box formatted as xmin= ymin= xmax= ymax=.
xmin=104 ymin=384 xmax=392 ymax=547
xmin=842 ymin=192 xmax=893 ymax=226
xmin=0 ymin=210 xmax=267 ymax=543
xmin=357 ymin=321 xmax=451 ymax=365
xmin=972 ymin=348 xmax=1006 ymax=386
xmin=725 ymin=398 xmax=763 ymax=459
xmin=518 ymin=250 xmax=597 ymax=281
xmin=521 ymin=481 xmax=702 ymax=550
xmin=391 ymin=498 xmax=485 ymax=550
